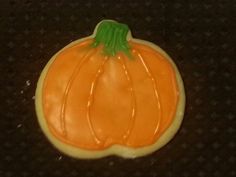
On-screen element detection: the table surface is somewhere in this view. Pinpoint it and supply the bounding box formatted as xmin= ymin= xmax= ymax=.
xmin=1 ymin=0 xmax=235 ymax=177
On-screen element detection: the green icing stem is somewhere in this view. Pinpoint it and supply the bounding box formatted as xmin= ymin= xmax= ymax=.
xmin=92 ymin=21 xmax=131 ymax=57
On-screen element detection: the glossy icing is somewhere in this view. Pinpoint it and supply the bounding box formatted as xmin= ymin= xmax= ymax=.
xmin=133 ymin=49 xmax=162 ymax=141
xmin=60 ymin=48 xmax=96 ymax=136
xmin=86 ymin=55 xmax=108 ymax=145
xmin=40 ymin=20 xmax=180 ymax=151
xmin=116 ymin=55 xmax=136 ymax=141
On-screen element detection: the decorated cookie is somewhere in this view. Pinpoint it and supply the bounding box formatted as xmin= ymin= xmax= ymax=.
xmin=35 ymin=20 xmax=185 ymax=159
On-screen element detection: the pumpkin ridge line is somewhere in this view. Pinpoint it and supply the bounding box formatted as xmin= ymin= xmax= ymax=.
xmin=117 ymin=54 xmax=136 ymax=143
xmin=86 ymin=56 xmax=109 ymax=146
xmin=60 ymin=48 xmax=95 ymax=137
xmin=134 ymin=49 xmax=162 ymax=141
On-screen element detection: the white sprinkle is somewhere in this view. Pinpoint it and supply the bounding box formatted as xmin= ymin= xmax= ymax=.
xmin=58 ymin=156 xmax=62 ymax=160
xmin=20 ymin=90 xmax=24 ymax=94
xmin=32 ymin=96 xmax=35 ymax=100
xmin=26 ymin=80 xmax=31 ymax=86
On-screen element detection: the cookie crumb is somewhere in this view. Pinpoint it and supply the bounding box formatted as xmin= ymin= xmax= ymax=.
xmin=17 ymin=124 xmax=22 ymax=128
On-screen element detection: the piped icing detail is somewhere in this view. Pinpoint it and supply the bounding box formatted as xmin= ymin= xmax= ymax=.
xmin=60 ymin=49 xmax=96 ymax=136
xmin=117 ymin=55 xmax=136 ymax=142
xmin=92 ymin=21 xmax=131 ymax=57
xmin=133 ymin=49 xmax=162 ymax=140
xmin=86 ymin=56 xmax=109 ymax=145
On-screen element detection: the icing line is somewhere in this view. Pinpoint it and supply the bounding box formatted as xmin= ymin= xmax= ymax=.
xmin=60 ymin=49 xmax=96 ymax=137
xmin=117 ymin=55 xmax=136 ymax=142
xmin=134 ymin=49 xmax=162 ymax=139
xmin=86 ymin=56 xmax=109 ymax=145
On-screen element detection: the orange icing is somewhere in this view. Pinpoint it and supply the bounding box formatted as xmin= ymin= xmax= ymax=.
xmin=42 ymin=39 xmax=179 ymax=149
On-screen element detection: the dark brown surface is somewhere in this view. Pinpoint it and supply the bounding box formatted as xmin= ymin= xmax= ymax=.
xmin=1 ymin=0 xmax=236 ymax=177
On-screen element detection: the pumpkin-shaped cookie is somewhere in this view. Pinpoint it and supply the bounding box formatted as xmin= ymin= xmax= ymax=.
xmin=35 ymin=20 xmax=185 ymax=158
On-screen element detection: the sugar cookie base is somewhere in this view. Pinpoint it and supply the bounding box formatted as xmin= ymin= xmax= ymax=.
xmin=35 ymin=31 xmax=185 ymax=159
